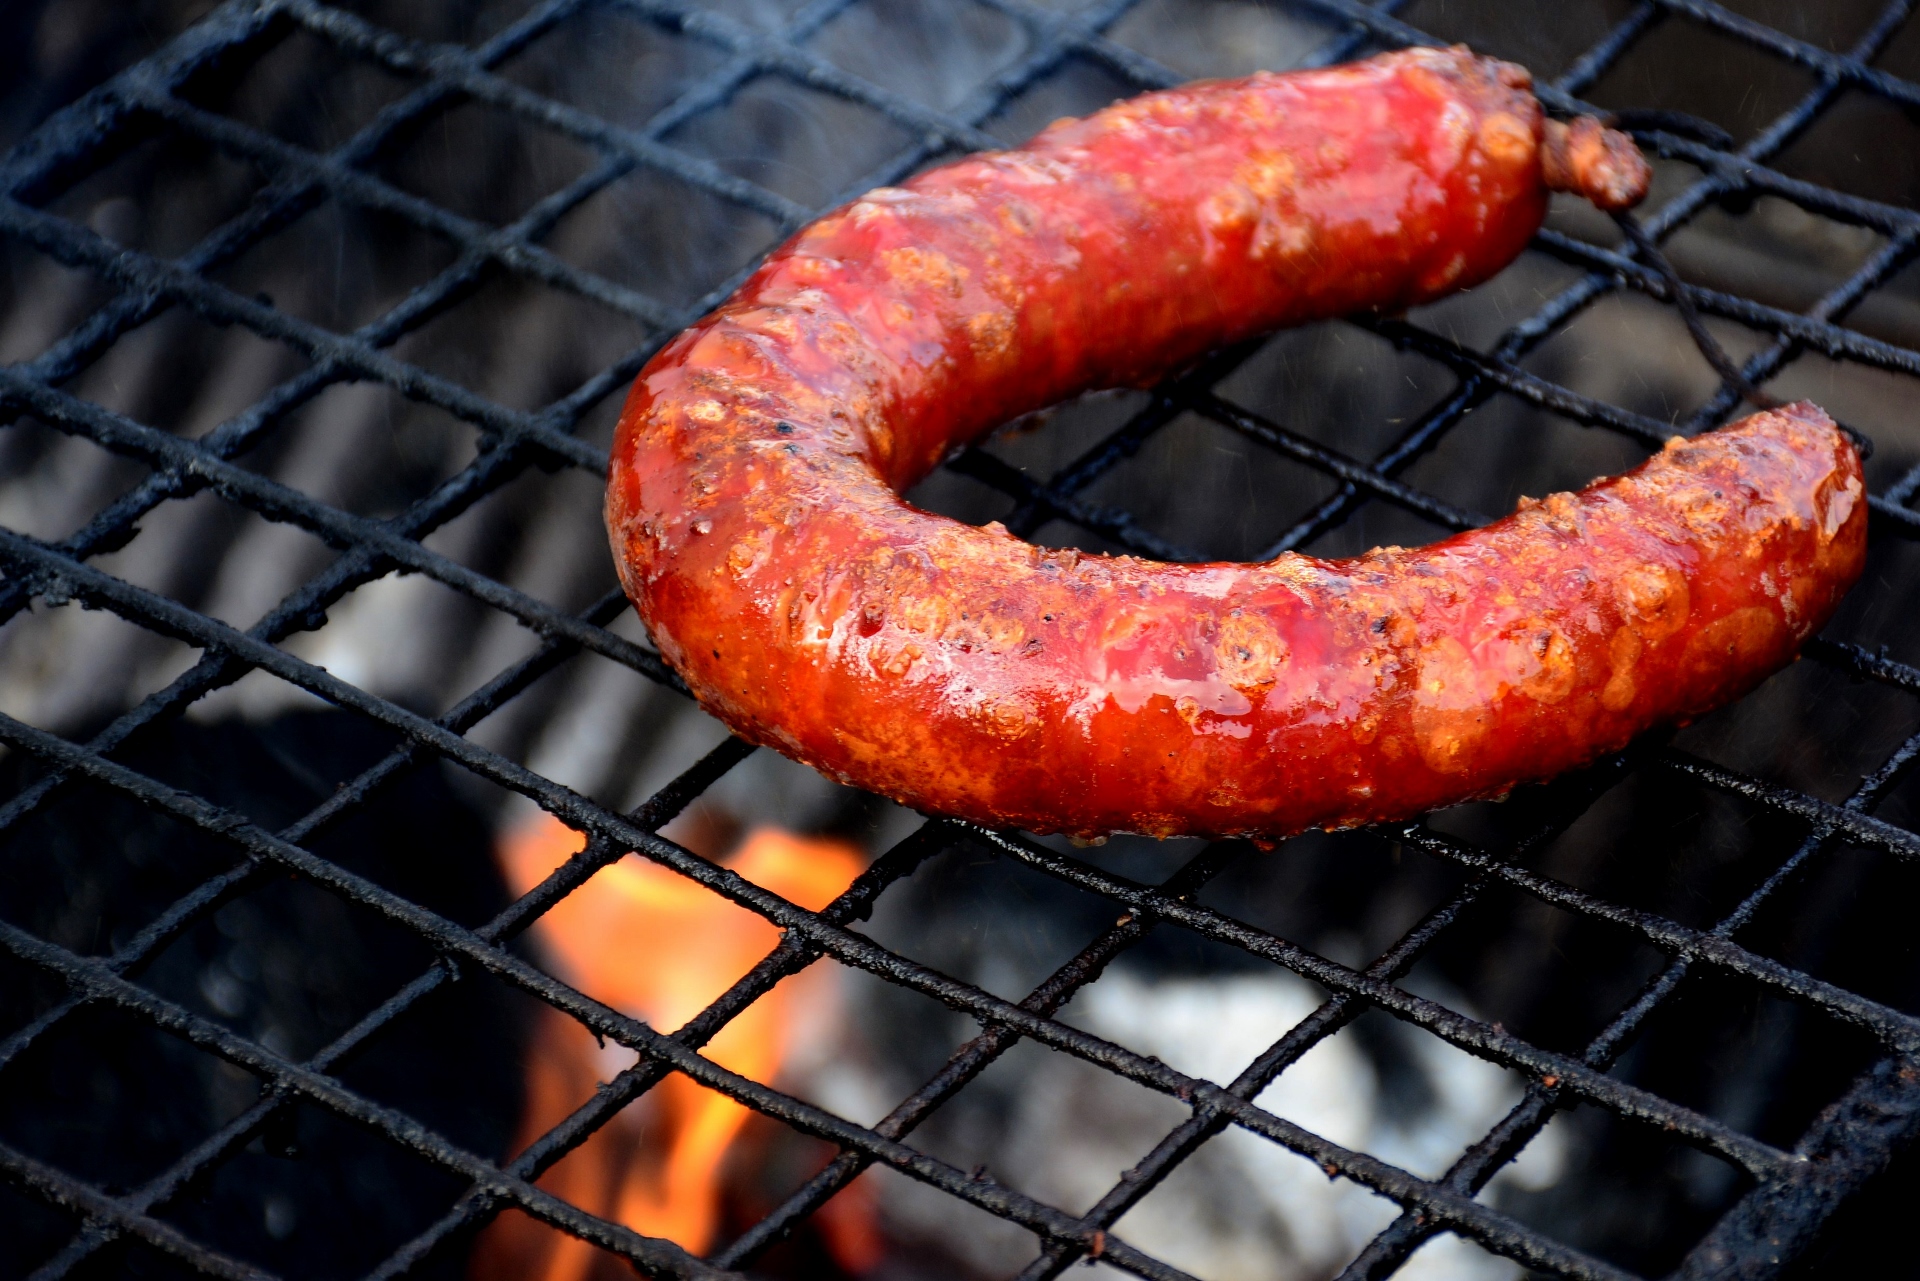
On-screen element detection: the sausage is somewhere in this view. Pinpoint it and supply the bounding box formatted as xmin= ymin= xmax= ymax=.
xmin=606 ymin=47 xmax=1866 ymax=841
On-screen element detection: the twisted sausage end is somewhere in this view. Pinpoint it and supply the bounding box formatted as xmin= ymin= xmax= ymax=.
xmin=1542 ymin=116 xmax=1652 ymax=210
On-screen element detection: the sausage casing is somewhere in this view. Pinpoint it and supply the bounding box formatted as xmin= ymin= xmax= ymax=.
xmin=607 ymin=48 xmax=1862 ymax=840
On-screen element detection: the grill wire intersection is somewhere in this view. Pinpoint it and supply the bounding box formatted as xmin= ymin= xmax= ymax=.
xmin=6 ymin=0 xmax=1920 ymax=1278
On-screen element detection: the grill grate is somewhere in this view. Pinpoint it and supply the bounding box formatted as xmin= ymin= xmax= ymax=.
xmin=6 ymin=1 xmax=1920 ymax=1278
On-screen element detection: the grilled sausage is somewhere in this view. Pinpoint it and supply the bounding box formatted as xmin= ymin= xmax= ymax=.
xmin=607 ymin=47 xmax=1865 ymax=840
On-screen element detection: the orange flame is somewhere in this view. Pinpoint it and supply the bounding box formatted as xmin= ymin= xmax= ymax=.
xmin=472 ymin=814 xmax=873 ymax=1281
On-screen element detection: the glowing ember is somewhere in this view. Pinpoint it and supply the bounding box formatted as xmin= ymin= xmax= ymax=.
xmin=472 ymin=814 xmax=870 ymax=1279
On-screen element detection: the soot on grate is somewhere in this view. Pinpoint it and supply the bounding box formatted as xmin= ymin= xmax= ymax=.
xmin=9 ymin=2 xmax=1920 ymax=1280
xmin=0 ymin=711 xmax=520 ymax=1279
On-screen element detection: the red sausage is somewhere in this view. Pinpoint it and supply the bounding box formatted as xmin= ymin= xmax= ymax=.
xmin=606 ymin=48 xmax=1865 ymax=840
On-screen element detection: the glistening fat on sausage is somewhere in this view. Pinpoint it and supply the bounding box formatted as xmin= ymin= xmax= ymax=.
xmin=606 ymin=46 xmax=1866 ymax=841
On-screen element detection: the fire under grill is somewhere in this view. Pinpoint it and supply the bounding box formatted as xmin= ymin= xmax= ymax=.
xmin=9 ymin=0 xmax=1920 ymax=1278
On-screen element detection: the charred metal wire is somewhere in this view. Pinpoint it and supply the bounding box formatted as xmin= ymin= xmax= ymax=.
xmin=1675 ymin=1055 xmax=1920 ymax=1281
xmin=0 ymin=518 xmax=1852 ymax=1183
xmin=715 ymin=838 xmax=1256 ymax=1270
xmin=1608 ymin=208 xmax=1787 ymax=414
xmin=1345 ymin=702 xmax=1920 ymax=1278
xmin=5 ymin=0 xmax=1920 ymax=1279
xmin=0 ymin=543 xmax=1757 ymax=1255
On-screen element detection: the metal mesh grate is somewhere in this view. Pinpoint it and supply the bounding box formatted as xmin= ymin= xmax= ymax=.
xmin=7 ymin=1 xmax=1920 ymax=1278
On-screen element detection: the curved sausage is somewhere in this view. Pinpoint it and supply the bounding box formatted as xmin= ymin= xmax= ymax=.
xmin=606 ymin=47 xmax=1865 ymax=840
